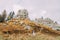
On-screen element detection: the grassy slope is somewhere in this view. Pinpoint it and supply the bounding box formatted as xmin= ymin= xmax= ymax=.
xmin=0 ymin=32 xmax=60 ymax=40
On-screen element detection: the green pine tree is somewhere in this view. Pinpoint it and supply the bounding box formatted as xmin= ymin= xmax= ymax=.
xmin=0 ymin=10 xmax=6 ymax=22
xmin=6 ymin=11 xmax=15 ymax=21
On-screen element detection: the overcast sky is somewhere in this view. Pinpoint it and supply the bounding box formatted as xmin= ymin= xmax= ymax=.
xmin=0 ymin=0 xmax=60 ymax=23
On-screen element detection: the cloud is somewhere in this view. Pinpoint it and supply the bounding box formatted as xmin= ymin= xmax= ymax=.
xmin=0 ymin=0 xmax=60 ymax=23
xmin=39 ymin=10 xmax=47 ymax=17
xmin=12 ymin=4 xmax=24 ymax=13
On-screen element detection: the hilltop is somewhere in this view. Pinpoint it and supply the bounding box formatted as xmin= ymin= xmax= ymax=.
xmin=0 ymin=9 xmax=60 ymax=40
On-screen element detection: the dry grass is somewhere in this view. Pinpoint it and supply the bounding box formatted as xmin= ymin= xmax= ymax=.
xmin=0 ymin=19 xmax=60 ymax=40
xmin=0 ymin=32 xmax=60 ymax=40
